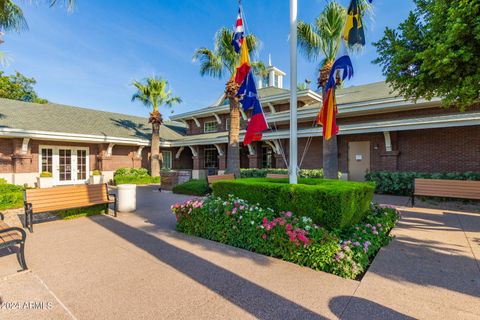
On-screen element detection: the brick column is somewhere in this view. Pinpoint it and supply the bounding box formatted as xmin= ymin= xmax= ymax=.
xmin=274 ymin=154 xmax=287 ymax=168
xmin=248 ymin=155 xmax=259 ymax=168
xmin=192 ymin=156 xmax=200 ymax=170
xmin=11 ymin=138 xmax=32 ymax=173
xmin=218 ymin=155 xmax=226 ymax=171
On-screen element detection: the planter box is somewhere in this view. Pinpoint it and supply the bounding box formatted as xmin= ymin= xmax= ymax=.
xmin=37 ymin=177 xmax=55 ymax=189
xmin=89 ymin=175 xmax=104 ymax=185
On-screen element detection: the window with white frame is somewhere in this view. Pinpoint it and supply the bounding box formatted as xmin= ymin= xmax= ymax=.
xmin=204 ymin=121 xmax=218 ymax=133
xmin=225 ymin=118 xmax=230 ymax=131
xmin=162 ymin=151 xmax=172 ymax=170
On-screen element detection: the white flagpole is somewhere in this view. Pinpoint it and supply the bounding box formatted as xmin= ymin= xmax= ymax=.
xmin=289 ymin=0 xmax=298 ymax=184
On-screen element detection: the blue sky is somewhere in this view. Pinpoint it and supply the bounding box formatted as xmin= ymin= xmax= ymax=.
xmin=3 ymin=0 xmax=414 ymax=119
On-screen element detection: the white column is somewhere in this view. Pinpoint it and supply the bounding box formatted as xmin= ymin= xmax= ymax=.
xmin=289 ymin=0 xmax=298 ymax=184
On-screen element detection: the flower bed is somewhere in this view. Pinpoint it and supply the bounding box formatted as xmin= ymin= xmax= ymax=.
xmin=171 ymin=195 xmax=400 ymax=279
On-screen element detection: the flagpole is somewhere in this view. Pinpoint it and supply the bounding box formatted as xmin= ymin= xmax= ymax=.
xmin=289 ymin=0 xmax=298 ymax=184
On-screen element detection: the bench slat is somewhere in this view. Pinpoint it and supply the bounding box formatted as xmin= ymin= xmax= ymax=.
xmin=29 ymin=194 xmax=109 ymax=205
xmin=414 ymin=179 xmax=480 ymax=200
xmin=26 ymin=184 xmax=112 ymax=214
xmin=32 ymin=200 xmax=113 ymax=214
xmin=207 ymin=174 xmax=235 ymax=185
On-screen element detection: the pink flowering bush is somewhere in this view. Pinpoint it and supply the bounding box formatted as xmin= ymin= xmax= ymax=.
xmin=172 ymin=195 xmax=400 ymax=279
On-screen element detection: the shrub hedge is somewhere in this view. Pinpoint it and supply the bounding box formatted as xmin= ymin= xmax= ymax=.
xmin=172 ymin=179 xmax=209 ymax=196
xmin=0 ymin=182 xmax=25 ymax=210
xmin=212 ymin=178 xmax=375 ymax=230
xmin=113 ymin=168 xmax=160 ymax=185
xmin=172 ymin=195 xmax=400 ymax=279
xmin=240 ymin=168 xmax=325 ymax=179
xmin=365 ymin=171 xmax=480 ymax=196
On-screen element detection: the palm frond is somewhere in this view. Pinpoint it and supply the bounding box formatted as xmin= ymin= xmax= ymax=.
xmin=49 ymin=0 xmax=76 ymax=12
xmin=297 ymin=20 xmax=322 ymax=61
xmin=0 ymin=0 xmax=27 ymax=32
xmin=251 ymin=61 xmax=267 ymax=79
xmin=131 ymin=77 xmax=181 ymax=113
xmin=192 ymin=47 xmax=224 ymax=79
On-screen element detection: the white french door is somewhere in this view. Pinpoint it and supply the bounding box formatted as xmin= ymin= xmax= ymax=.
xmin=39 ymin=145 xmax=89 ymax=185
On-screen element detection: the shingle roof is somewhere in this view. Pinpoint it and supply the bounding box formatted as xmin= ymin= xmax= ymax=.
xmin=0 ymin=98 xmax=185 ymax=141
xmin=335 ymin=81 xmax=399 ymax=104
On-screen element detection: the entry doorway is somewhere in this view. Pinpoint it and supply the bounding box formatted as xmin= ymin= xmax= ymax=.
xmin=39 ymin=145 xmax=90 ymax=185
xmin=348 ymin=141 xmax=370 ymax=181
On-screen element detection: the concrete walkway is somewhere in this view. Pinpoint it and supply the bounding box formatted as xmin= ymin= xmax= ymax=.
xmin=0 ymin=188 xmax=478 ymax=319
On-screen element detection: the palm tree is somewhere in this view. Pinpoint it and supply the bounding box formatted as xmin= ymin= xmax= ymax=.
xmin=131 ymin=77 xmax=181 ymax=178
xmin=0 ymin=0 xmax=75 ymax=32
xmin=193 ymin=27 xmax=262 ymax=178
xmin=298 ymin=1 xmax=346 ymax=179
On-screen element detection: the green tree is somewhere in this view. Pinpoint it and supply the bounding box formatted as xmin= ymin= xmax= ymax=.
xmin=297 ymin=1 xmax=346 ymax=179
xmin=373 ymin=0 xmax=480 ymax=110
xmin=0 ymin=71 xmax=48 ymax=103
xmin=131 ymin=77 xmax=181 ymax=178
xmin=193 ymin=27 xmax=263 ymax=177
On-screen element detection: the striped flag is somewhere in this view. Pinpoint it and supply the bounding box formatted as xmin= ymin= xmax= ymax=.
xmin=317 ymin=88 xmax=339 ymax=140
xmin=235 ymin=40 xmax=251 ymax=85
xmin=237 ymin=71 xmax=268 ymax=144
xmin=232 ymin=9 xmax=244 ymax=53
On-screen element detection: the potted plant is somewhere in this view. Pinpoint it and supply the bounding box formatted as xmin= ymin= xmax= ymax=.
xmin=37 ymin=171 xmax=54 ymax=188
xmin=89 ymin=170 xmax=104 ymax=185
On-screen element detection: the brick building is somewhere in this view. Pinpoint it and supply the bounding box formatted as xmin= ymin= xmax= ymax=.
xmin=1 ymin=65 xmax=479 ymax=187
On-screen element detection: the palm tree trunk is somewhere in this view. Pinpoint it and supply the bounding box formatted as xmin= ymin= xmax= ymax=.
xmin=150 ymin=122 xmax=161 ymax=177
xmin=225 ymin=79 xmax=241 ymax=177
xmin=149 ymin=110 xmax=163 ymax=178
xmin=319 ymin=62 xmax=339 ymax=180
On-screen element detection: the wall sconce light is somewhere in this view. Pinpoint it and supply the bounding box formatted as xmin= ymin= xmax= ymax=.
xmin=373 ymin=144 xmax=379 ymax=150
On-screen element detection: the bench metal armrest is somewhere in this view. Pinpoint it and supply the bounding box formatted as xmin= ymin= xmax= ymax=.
xmin=0 ymin=226 xmax=27 ymax=243
xmin=0 ymin=212 xmax=4 ymax=220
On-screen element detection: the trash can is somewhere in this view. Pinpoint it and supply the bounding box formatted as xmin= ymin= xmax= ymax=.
xmin=117 ymin=184 xmax=137 ymax=212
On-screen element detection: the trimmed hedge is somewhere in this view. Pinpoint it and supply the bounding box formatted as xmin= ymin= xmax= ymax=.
xmin=365 ymin=171 xmax=480 ymax=196
xmin=212 ymin=178 xmax=375 ymax=230
xmin=113 ymin=168 xmax=160 ymax=185
xmin=240 ymin=168 xmax=325 ymax=179
xmin=114 ymin=176 xmax=160 ymax=185
xmin=172 ymin=179 xmax=209 ymax=196
xmin=0 ymin=183 xmax=25 ymax=210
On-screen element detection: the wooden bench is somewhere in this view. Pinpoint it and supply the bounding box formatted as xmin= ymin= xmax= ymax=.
xmin=24 ymin=184 xmax=117 ymax=232
xmin=412 ymin=178 xmax=480 ymax=206
xmin=266 ymin=173 xmax=289 ymax=179
xmin=207 ymin=173 xmax=236 ymax=187
xmin=0 ymin=212 xmax=27 ymax=270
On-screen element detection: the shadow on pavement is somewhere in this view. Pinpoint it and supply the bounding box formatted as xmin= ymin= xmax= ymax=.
xmin=91 ymin=215 xmax=326 ymax=319
xmin=371 ymin=210 xmax=480 ymax=299
xmin=330 ymin=296 xmax=415 ymax=320
xmin=115 ymin=186 xmax=274 ymax=266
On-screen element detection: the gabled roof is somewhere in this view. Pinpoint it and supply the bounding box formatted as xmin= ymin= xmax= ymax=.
xmin=0 ymin=98 xmax=185 ymax=143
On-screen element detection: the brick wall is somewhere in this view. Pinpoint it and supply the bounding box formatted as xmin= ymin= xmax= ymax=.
xmin=397 ymin=126 xmax=480 ymax=172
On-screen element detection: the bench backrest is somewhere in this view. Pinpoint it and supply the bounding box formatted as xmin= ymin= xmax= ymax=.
xmin=266 ymin=173 xmax=289 ymax=179
xmin=25 ymin=184 xmax=110 ymax=214
xmin=414 ymin=179 xmax=480 ymax=200
xmin=207 ymin=173 xmax=235 ymax=186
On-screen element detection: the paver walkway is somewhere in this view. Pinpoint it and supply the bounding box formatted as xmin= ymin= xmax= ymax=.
xmin=0 ymin=187 xmax=478 ymax=319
